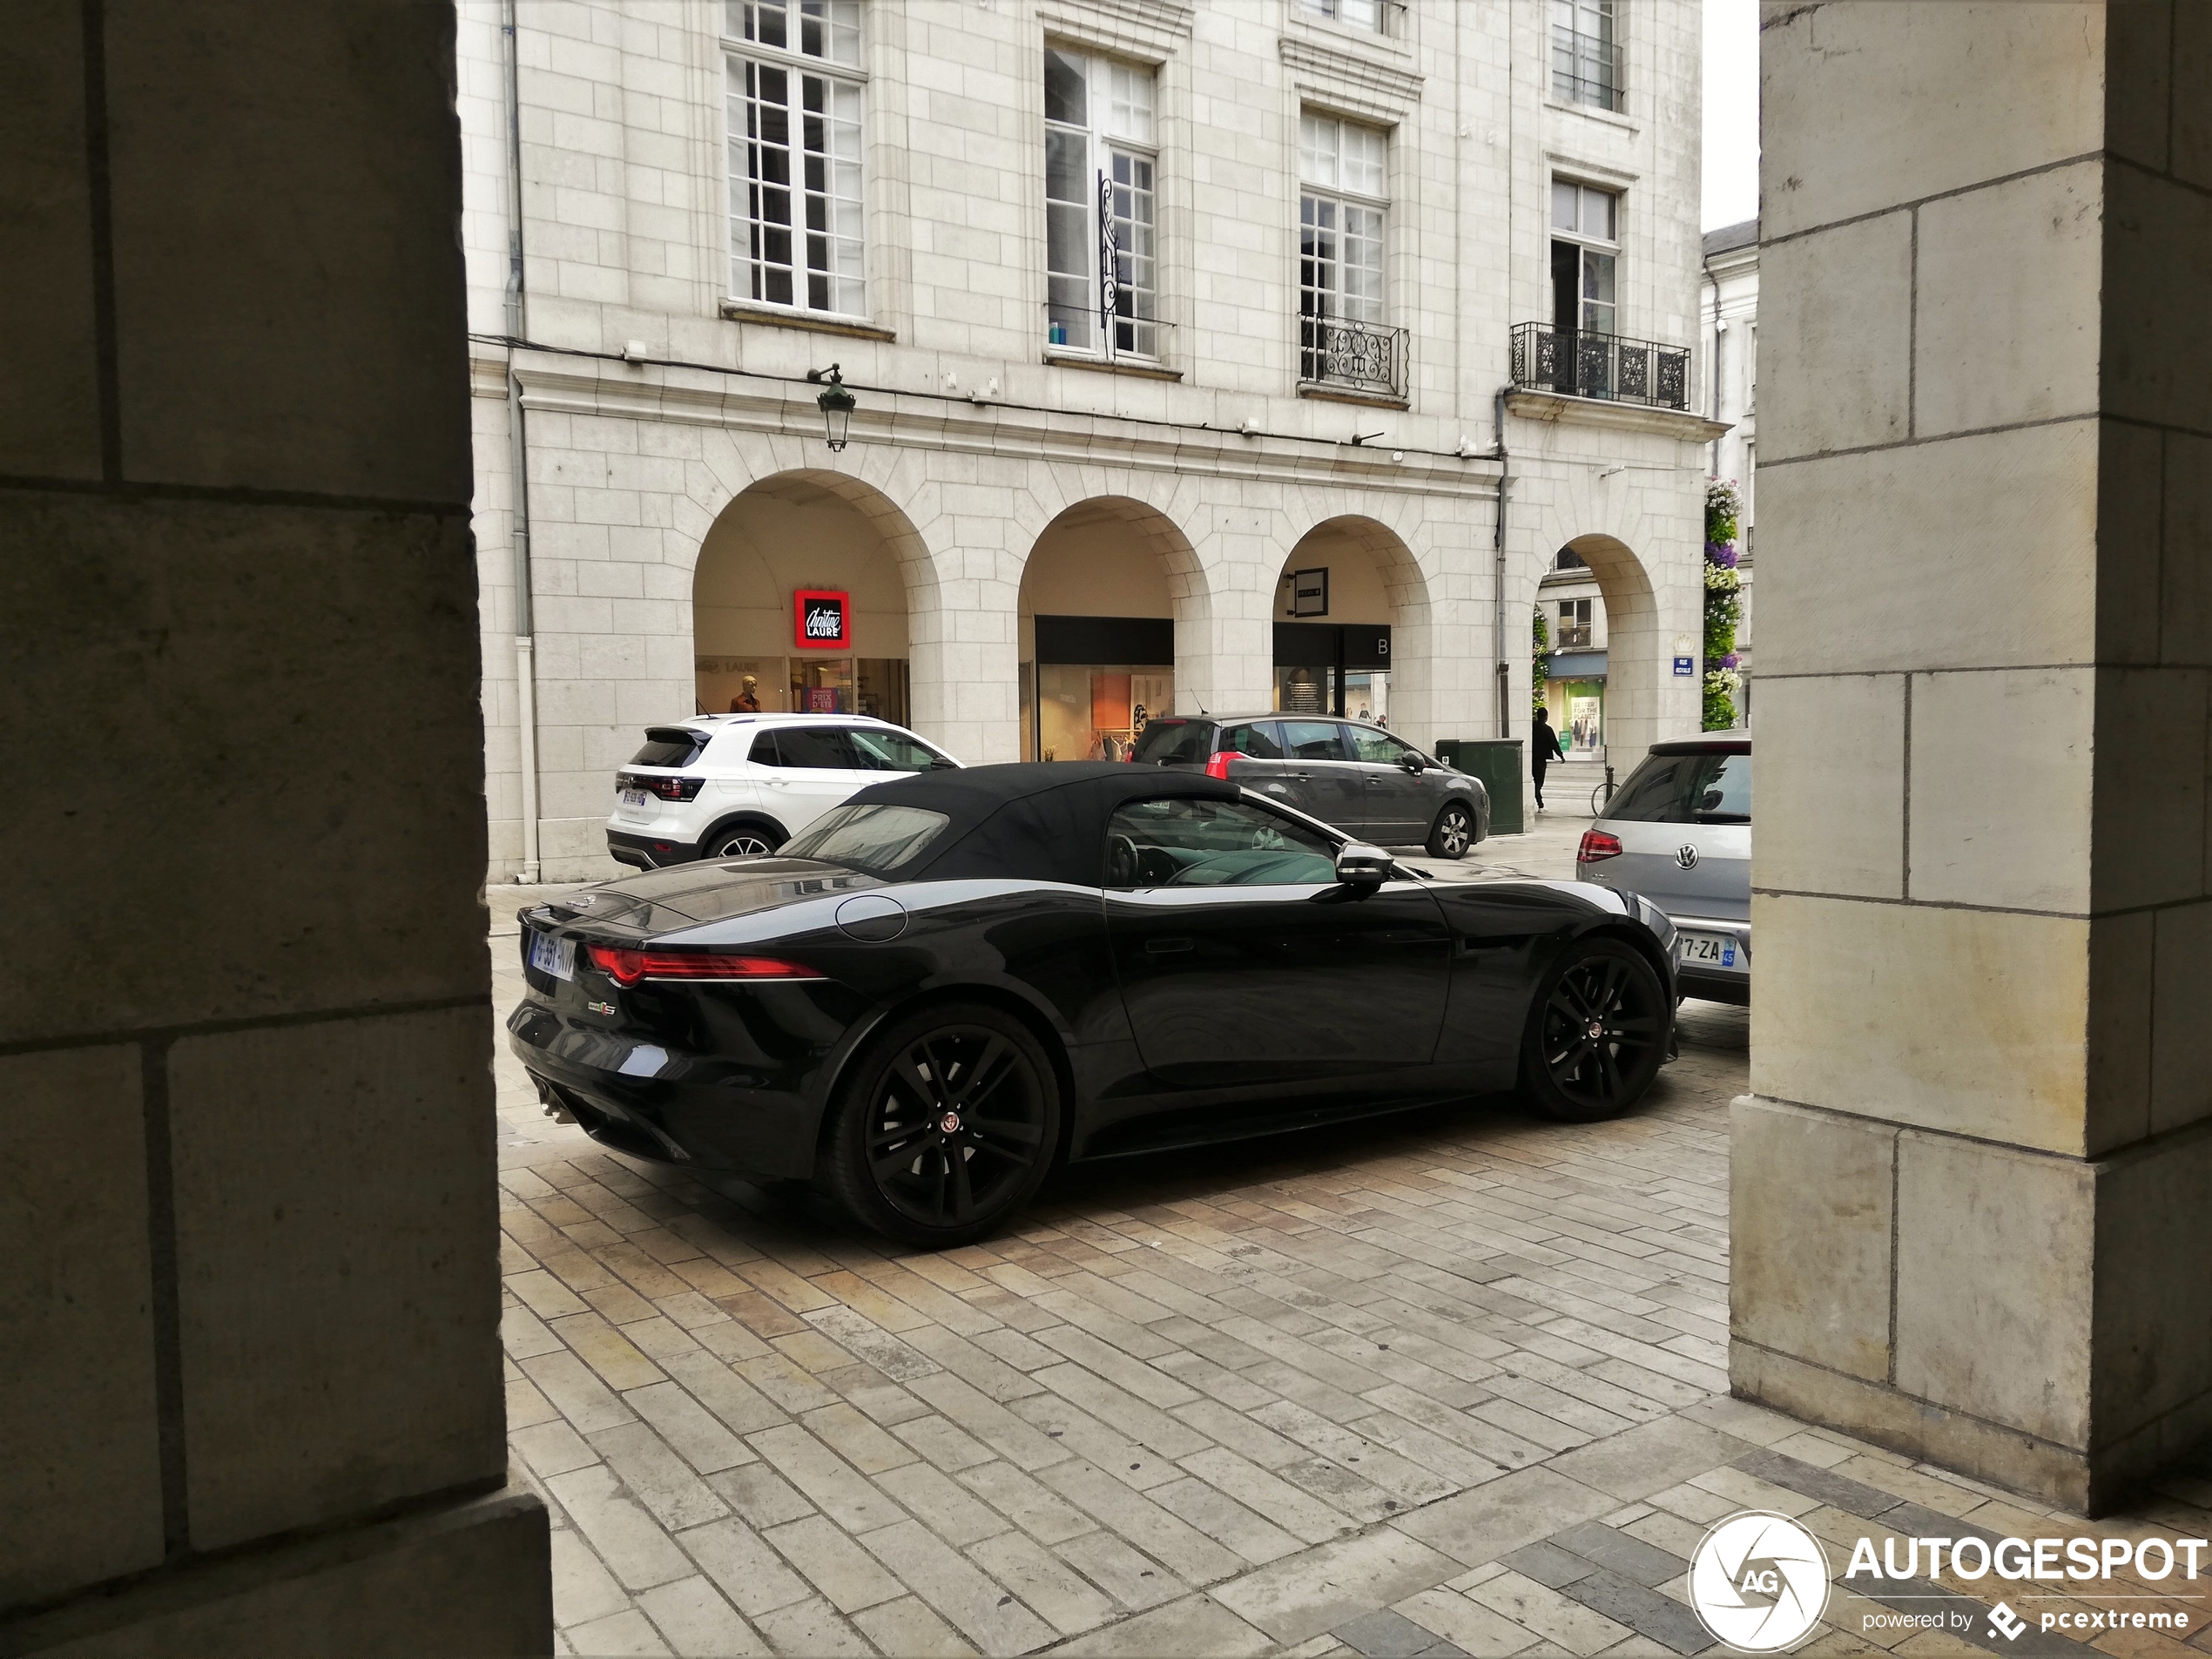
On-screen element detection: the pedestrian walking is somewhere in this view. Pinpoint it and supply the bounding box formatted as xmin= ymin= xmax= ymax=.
xmin=1531 ymin=705 xmax=1566 ymax=810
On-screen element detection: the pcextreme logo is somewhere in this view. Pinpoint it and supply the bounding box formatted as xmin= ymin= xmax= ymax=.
xmin=1689 ymin=1512 xmax=1831 ymax=1651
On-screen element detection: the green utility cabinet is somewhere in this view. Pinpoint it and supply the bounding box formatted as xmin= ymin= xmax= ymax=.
xmin=1434 ymin=738 xmax=1524 ymax=835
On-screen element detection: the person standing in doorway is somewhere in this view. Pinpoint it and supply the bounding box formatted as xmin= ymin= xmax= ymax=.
xmin=1531 ymin=706 xmax=1566 ymax=810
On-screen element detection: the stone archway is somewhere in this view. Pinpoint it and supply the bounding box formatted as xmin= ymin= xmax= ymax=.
xmin=1271 ymin=515 xmax=1433 ymax=744
xmin=1546 ymin=530 xmax=1669 ymax=765
xmin=1016 ymin=496 xmax=1206 ymax=761
xmin=690 ymin=469 xmax=934 ymax=729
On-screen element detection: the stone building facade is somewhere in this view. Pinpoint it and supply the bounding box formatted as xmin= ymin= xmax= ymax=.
xmin=459 ymin=0 xmax=1723 ymax=881
xmin=1699 ymin=213 xmax=1756 ymax=712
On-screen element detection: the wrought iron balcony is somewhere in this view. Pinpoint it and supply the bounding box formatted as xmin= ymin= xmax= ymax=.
xmin=1509 ymin=322 xmax=1690 ymax=412
xmin=1299 ymin=314 xmax=1409 ymax=400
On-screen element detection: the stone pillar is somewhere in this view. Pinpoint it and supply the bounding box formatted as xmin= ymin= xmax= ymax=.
xmin=1737 ymin=1 xmax=2212 ymax=1514
xmin=1 ymin=1 xmax=550 ymax=1650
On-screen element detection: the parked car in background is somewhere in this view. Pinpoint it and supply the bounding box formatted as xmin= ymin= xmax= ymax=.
xmin=606 ymin=714 xmax=960 ymax=869
xmin=1130 ymin=713 xmax=1488 ymax=859
xmin=1575 ymin=738 xmax=1750 ymax=1004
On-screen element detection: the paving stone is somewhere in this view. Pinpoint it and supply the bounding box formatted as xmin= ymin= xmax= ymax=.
xmin=1051 ymin=1530 xmax=1184 ymax=1611
xmin=1733 ymin=1447 xmax=1910 ymax=1521
xmin=549 ymin=1465 xmax=698 ymax=1593
xmin=858 ymin=1518 xmax=1059 ymax=1653
xmin=764 ymin=1514 xmax=907 ymax=1614
xmin=675 ymin=1516 xmax=813 ymax=1619
xmin=1334 ymin=1607 xmax=1468 ymax=1658
xmin=634 ymin=1575 xmax=771 ymax=1657
xmin=1390 ymin=1587 xmax=1542 ymax=1656
xmin=550 ymin=1525 xmax=632 ymax=1629
xmin=1544 ymin=1560 xmax=1716 ymax=1655
xmin=590 ymin=1421 xmax=732 ymax=1531
xmin=1211 ymin=1527 xmax=1464 ymax=1645
xmin=749 ymin=1593 xmax=875 ymax=1658
xmin=968 ymin=1529 xmax=1118 ymax=1637
xmin=1466 ymin=1568 xmax=1637 ymax=1656
xmin=1501 ymin=1538 xmax=1601 ymax=1589
xmin=1551 ymin=1521 xmax=1693 ymax=1588
xmin=563 ymin=1606 xmax=672 ymax=1656
xmin=851 ymin=1595 xmax=976 ymax=1657
xmin=624 ymin=1380 xmax=753 ymax=1475
xmin=1042 ymin=1592 xmax=1272 ymax=1656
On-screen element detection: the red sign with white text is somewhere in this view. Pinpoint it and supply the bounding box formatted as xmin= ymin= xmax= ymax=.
xmin=793 ymin=590 xmax=850 ymax=650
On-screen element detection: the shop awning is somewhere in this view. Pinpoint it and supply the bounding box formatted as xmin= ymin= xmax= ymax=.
xmin=1547 ymin=650 xmax=1608 ymax=679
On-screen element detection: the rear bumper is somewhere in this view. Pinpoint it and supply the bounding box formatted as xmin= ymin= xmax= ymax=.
xmin=605 ymin=826 xmax=700 ymax=870
xmin=1669 ymin=914 xmax=1750 ymax=1005
xmin=507 ymin=1001 xmax=820 ymax=1181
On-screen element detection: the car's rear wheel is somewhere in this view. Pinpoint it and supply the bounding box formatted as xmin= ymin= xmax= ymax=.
xmin=1519 ymin=938 xmax=1668 ymax=1123
xmin=705 ymin=823 xmax=783 ymax=859
xmin=1426 ymin=801 xmax=1474 ymax=860
xmin=825 ymin=1004 xmax=1061 ymax=1247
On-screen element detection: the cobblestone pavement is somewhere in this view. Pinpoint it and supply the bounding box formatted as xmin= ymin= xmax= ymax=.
xmin=490 ymin=822 xmax=2212 ymax=1658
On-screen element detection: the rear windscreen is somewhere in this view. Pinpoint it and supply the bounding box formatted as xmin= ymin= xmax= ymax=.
xmin=1131 ymin=719 xmax=1216 ymax=765
xmin=1607 ymin=751 xmax=1752 ymax=824
xmin=781 ymin=804 xmax=951 ymax=874
xmin=631 ymin=727 xmax=707 ymax=767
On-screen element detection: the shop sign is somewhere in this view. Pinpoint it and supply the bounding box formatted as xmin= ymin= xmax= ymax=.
xmin=1673 ymin=655 xmax=1696 ymax=676
xmin=794 ymin=590 xmax=851 ymax=650
xmin=1290 ymin=568 xmax=1330 ymax=617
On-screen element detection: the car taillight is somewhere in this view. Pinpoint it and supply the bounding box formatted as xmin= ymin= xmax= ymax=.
xmin=586 ymin=947 xmax=825 ymax=987
xmin=1578 ymin=829 xmax=1622 ymax=863
xmin=1204 ymin=751 xmax=1237 ymax=780
xmin=619 ymin=773 xmax=704 ymax=801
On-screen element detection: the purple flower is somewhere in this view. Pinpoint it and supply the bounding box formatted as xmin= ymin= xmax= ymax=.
xmin=1721 ymin=653 xmax=1740 ymax=670
xmin=1703 ymin=540 xmax=1739 ymax=568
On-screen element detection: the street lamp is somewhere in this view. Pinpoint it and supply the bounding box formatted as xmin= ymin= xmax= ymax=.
xmin=806 ymin=364 xmax=855 ymax=452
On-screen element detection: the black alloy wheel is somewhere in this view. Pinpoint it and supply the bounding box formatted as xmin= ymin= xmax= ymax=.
xmin=708 ymin=825 xmax=783 ymax=859
xmin=1426 ymin=801 xmax=1474 ymax=860
xmin=1519 ymin=938 xmax=1668 ymax=1123
xmin=826 ymin=1004 xmax=1061 ymax=1246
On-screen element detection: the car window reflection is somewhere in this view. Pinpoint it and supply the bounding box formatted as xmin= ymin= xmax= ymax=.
xmin=1105 ymin=798 xmax=1338 ymax=888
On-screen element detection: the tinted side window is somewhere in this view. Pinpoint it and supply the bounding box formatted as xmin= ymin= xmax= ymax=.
xmin=772 ymin=726 xmax=857 ymax=769
xmin=1218 ymin=722 xmax=1285 ymax=759
xmin=631 ymin=727 xmax=707 ymax=766
xmin=1278 ymin=720 xmax=1349 ymax=762
xmin=1106 ymin=798 xmax=1339 ymax=889
xmin=747 ymin=731 xmax=781 ymax=765
xmin=849 ymin=728 xmax=946 ymax=771
xmin=1607 ymin=752 xmax=1753 ymax=824
xmin=1131 ymin=718 xmax=1217 ymax=765
xmin=1347 ymin=726 xmax=1416 ymax=765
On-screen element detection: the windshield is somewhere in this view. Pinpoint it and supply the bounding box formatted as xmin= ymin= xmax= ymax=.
xmin=1606 ymin=751 xmax=1752 ymax=825
xmin=779 ymin=804 xmax=951 ymax=873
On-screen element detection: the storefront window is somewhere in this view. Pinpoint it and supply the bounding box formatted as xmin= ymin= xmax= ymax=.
xmin=696 ymin=656 xmax=909 ymax=723
xmin=1036 ymin=663 xmax=1171 ymax=760
xmin=1541 ymin=676 xmax=1605 ymax=755
xmin=1273 ymin=664 xmax=1392 ymax=723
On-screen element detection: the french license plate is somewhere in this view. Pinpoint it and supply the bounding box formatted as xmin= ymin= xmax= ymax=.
xmin=529 ymin=930 xmax=576 ymax=981
xmin=1679 ymin=932 xmax=1738 ymax=968
xmin=619 ymin=788 xmax=652 ymax=811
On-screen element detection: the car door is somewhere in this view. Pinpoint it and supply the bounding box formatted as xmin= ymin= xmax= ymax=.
xmin=1103 ymin=794 xmax=1450 ymax=1088
xmin=752 ymin=724 xmax=867 ymax=835
xmin=1345 ymin=725 xmax=1435 ymax=846
xmin=1274 ymin=719 xmax=1368 ymax=835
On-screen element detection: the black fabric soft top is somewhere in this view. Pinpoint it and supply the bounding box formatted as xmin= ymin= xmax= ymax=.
xmin=847 ymin=762 xmax=1239 ymax=888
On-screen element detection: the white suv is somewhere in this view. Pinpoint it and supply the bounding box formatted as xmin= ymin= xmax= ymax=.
xmin=606 ymin=714 xmax=961 ymax=870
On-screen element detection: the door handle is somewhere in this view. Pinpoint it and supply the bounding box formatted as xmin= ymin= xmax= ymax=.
xmin=1143 ymin=936 xmax=1195 ymax=954
xmin=1265 ymin=782 xmax=1288 ymax=794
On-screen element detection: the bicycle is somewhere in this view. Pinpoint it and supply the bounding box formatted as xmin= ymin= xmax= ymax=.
xmin=1588 ymin=763 xmax=1616 ymax=817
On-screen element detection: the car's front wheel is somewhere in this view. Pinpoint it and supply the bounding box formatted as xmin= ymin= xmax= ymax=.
xmin=705 ymin=823 xmax=783 ymax=859
xmin=1426 ymin=801 xmax=1475 ymax=860
xmin=825 ymin=1004 xmax=1062 ymax=1247
xmin=1518 ymin=938 xmax=1668 ymax=1123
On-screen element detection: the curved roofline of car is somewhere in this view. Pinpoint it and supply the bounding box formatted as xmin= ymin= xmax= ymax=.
xmin=1648 ymin=738 xmax=1751 ymax=754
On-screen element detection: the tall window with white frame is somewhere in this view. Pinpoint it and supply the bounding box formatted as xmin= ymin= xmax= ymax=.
xmin=1551 ymin=0 xmax=1622 ymax=111
xmin=1297 ymin=0 xmax=1397 ymax=37
xmin=1043 ymin=47 xmax=1157 ymax=359
xmin=1298 ymin=112 xmax=1397 ymax=396
xmin=725 ymin=1 xmax=865 ymax=318
xmin=1550 ymin=179 xmax=1618 ymax=395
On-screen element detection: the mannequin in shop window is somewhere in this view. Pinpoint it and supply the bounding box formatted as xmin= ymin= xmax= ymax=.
xmin=729 ymin=675 xmax=761 ymax=714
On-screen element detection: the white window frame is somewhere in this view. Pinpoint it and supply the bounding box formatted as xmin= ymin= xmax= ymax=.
xmin=1298 ymin=111 xmax=1389 ymax=339
xmin=1296 ymin=0 xmax=1399 ymax=38
xmin=723 ymin=1 xmax=867 ymax=320
xmin=1042 ymin=45 xmax=1160 ymax=361
xmin=1550 ymin=178 xmax=1620 ymax=336
xmin=1550 ymin=0 xmax=1623 ymax=112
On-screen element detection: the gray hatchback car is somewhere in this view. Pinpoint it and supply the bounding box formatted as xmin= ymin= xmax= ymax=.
xmin=1130 ymin=713 xmax=1489 ymax=858
xmin=1575 ymin=737 xmax=1750 ymax=1003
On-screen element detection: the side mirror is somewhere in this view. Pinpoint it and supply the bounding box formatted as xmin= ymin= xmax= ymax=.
xmin=1399 ymin=753 xmax=1425 ymax=772
xmin=1335 ymin=843 xmax=1393 ymax=886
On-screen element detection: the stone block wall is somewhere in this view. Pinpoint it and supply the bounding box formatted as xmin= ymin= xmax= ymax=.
xmin=0 ymin=0 xmax=550 ymax=1649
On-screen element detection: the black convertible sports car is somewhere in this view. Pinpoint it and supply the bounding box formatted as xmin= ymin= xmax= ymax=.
xmin=510 ymin=763 xmax=1679 ymax=1246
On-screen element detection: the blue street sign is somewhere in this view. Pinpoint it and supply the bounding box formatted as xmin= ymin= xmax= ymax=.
xmin=1673 ymin=656 xmax=1696 ymax=676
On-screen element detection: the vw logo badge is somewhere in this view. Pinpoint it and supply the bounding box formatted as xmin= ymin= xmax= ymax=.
xmin=1676 ymin=844 xmax=1700 ymax=870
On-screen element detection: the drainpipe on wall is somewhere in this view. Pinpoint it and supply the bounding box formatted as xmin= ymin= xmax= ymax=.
xmin=502 ymin=0 xmax=541 ymax=883
xmin=1493 ymin=384 xmax=1512 ymax=739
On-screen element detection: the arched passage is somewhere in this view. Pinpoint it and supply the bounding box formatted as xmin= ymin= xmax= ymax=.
xmin=1271 ymin=516 xmax=1433 ymax=738
xmin=1540 ymin=532 xmax=1663 ymax=765
xmin=1016 ymin=497 xmax=1204 ymax=761
xmin=691 ymin=470 xmax=929 ymax=725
